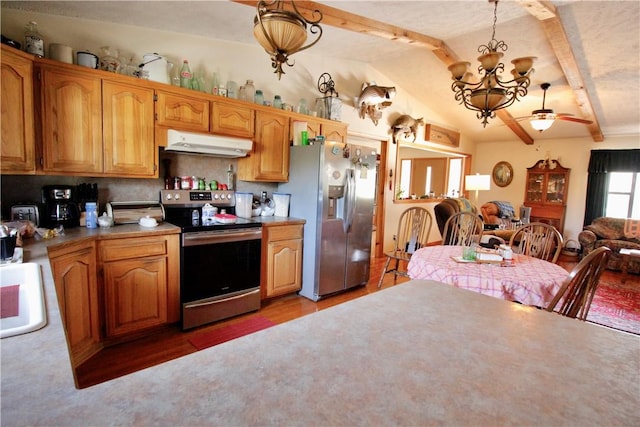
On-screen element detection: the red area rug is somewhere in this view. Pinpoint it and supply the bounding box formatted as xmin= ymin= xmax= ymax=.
xmin=587 ymin=275 xmax=640 ymax=335
xmin=188 ymin=316 xmax=277 ymax=350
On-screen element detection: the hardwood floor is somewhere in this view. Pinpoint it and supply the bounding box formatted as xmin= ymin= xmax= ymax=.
xmin=76 ymin=256 xmax=610 ymax=389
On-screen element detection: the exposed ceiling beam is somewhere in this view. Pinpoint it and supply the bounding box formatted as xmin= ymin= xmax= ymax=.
xmin=234 ymin=0 xmax=534 ymax=144
xmin=516 ymin=0 xmax=604 ymax=142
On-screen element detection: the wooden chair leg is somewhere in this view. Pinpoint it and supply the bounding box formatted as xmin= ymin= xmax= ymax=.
xmin=377 ymin=256 xmax=392 ymax=289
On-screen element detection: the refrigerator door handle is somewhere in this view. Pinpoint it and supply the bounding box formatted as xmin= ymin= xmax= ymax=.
xmin=343 ymin=169 xmax=356 ymax=233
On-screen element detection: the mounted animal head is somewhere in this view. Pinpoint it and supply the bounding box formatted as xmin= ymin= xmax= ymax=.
xmin=354 ymin=82 xmax=396 ymax=125
xmin=391 ymin=115 xmax=424 ymax=144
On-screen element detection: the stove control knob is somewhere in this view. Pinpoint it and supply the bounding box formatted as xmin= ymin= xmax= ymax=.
xmin=174 ymin=193 xmax=181 ymax=201
xmin=165 ymin=193 xmax=172 ymax=200
xmin=227 ymin=193 xmax=233 ymax=200
xmin=213 ymin=193 xmax=220 ymax=200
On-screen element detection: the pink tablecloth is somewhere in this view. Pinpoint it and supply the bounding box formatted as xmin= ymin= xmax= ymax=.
xmin=407 ymin=246 xmax=569 ymax=307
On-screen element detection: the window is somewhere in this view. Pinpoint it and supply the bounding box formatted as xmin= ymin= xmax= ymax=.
xmin=447 ymin=158 xmax=462 ymax=197
xmin=605 ymin=172 xmax=640 ymax=218
xmin=399 ymin=159 xmax=411 ymax=199
xmin=425 ymin=166 xmax=432 ymax=195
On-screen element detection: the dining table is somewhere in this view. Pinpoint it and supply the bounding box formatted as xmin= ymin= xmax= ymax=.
xmin=407 ymin=245 xmax=569 ymax=307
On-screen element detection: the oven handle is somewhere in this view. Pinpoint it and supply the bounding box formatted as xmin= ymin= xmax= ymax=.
xmin=183 ymin=228 xmax=262 ymax=246
xmin=184 ymin=288 xmax=261 ymax=308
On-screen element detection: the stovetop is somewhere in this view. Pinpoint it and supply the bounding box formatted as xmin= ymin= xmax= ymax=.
xmin=160 ymin=189 xmax=261 ymax=233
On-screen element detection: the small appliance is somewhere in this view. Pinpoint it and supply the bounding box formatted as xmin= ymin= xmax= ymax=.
xmin=42 ymin=185 xmax=80 ymax=228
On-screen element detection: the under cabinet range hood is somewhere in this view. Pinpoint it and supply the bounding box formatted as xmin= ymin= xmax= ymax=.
xmin=165 ymin=129 xmax=253 ymax=157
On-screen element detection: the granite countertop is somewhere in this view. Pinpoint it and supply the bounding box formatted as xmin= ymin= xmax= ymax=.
xmin=2 ymin=224 xmax=638 ymax=426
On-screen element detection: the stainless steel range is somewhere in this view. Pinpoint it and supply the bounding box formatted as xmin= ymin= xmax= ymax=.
xmin=160 ymin=189 xmax=262 ymax=330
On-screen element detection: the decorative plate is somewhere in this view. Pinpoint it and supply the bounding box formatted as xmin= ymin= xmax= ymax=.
xmin=492 ymin=161 xmax=514 ymax=187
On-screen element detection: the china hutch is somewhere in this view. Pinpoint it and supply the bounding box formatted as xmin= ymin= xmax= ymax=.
xmin=523 ymin=160 xmax=570 ymax=234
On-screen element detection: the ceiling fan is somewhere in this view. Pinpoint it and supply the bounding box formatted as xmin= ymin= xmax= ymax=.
xmin=526 ymin=83 xmax=593 ymax=132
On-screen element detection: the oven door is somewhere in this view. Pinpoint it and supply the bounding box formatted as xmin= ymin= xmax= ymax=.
xmin=181 ymin=228 xmax=262 ymax=329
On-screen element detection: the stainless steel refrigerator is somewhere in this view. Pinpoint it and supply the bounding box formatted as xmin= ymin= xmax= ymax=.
xmin=278 ymin=141 xmax=377 ymax=301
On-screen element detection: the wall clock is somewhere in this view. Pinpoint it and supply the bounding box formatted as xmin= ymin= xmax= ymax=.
xmin=492 ymin=161 xmax=513 ymax=187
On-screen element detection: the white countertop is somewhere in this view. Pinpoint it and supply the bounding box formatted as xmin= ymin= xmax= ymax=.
xmin=1 ymin=231 xmax=639 ymax=426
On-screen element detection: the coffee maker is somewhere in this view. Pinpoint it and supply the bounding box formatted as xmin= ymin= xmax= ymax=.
xmin=42 ymin=185 xmax=80 ymax=228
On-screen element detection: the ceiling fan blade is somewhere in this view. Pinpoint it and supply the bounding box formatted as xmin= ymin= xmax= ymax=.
xmin=557 ymin=115 xmax=593 ymax=125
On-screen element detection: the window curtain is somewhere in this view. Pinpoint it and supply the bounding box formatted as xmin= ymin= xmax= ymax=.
xmin=584 ymin=149 xmax=640 ymax=225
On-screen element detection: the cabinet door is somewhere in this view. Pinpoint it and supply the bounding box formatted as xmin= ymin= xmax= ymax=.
xmin=102 ymin=80 xmax=156 ymax=177
xmin=266 ymin=239 xmax=303 ymax=298
xmin=211 ymin=100 xmax=254 ymax=138
xmin=0 ymin=46 xmax=35 ymax=174
xmin=156 ymin=90 xmax=209 ymax=132
xmin=49 ymin=241 xmax=101 ymax=367
xmin=40 ymin=67 xmax=103 ymax=174
xmin=322 ymin=121 xmax=348 ymax=144
xmin=103 ymin=257 xmax=168 ymax=337
xmin=238 ymin=110 xmax=289 ymax=182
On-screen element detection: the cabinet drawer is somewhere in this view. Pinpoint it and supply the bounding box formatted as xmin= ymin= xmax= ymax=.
xmin=266 ymin=225 xmax=303 ymax=242
xmin=100 ymin=238 xmax=168 ymax=262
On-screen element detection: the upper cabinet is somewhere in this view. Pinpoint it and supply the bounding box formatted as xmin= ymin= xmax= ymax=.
xmin=238 ymin=110 xmax=290 ymax=182
xmin=155 ymin=89 xmax=210 ymax=132
xmin=321 ymin=121 xmax=348 ymax=144
xmin=40 ymin=65 xmax=104 ymax=174
xmin=102 ymin=81 xmax=156 ymax=176
xmin=38 ymin=62 xmax=156 ymax=177
xmin=524 ymin=160 xmax=570 ymax=234
xmin=0 ymin=45 xmax=36 ymax=174
xmin=211 ymin=100 xmax=254 ymax=138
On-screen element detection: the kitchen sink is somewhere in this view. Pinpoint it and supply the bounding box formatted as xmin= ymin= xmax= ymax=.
xmin=0 ymin=263 xmax=47 ymax=338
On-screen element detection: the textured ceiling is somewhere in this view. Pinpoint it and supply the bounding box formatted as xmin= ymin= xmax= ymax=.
xmin=3 ymin=0 xmax=639 ymax=144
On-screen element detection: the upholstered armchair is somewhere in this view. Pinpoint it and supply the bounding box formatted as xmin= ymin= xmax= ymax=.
xmin=434 ymin=198 xmax=478 ymax=237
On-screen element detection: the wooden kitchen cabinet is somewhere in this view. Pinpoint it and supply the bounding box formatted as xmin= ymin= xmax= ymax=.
xmin=102 ymin=80 xmax=156 ymax=176
xmin=38 ymin=63 xmax=157 ymax=177
xmin=155 ymin=89 xmax=210 ymax=132
xmin=238 ymin=110 xmax=290 ymax=182
xmin=211 ymin=100 xmax=254 ymax=138
xmin=321 ymin=121 xmax=348 ymax=144
xmin=39 ymin=65 xmax=103 ymax=174
xmin=0 ymin=45 xmax=36 ymax=174
xmin=262 ymin=223 xmax=303 ymax=299
xmin=523 ymin=160 xmax=570 ymax=234
xmin=99 ymin=234 xmax=180 ymax=338
xmin=48 ymin=240 xmax=102 ymax=367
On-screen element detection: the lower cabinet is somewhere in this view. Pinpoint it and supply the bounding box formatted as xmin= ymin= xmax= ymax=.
xmin=99 ymin=234 xmax=180 ymax=338
xmin=262 ymin=223 xmax=303 ymax=299
xmin=49 ymin=233 xmax=180 ymax=368
xmin=48 ymin=240 xmax=101 ymax=367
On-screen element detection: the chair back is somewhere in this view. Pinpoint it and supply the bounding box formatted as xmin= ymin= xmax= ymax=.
xmin=442 ymin=211 xmax=483 ymax=246
xmin=394 ymin=207 xmax=433 ymax=255
xmin=509 ymin=222 xmax=563 ymax=263
xmin=546 ymin=246 xmax=611 ymax=320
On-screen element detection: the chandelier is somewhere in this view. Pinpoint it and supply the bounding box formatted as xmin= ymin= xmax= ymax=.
xmin=253 ymin=0 xmax=323 ymax=79
xmin=448 ymin=0 xmax=536 ymax=126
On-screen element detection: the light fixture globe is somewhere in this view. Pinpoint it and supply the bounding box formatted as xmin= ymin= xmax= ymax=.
xmin=530 ymin=109 xmax=557 ymax=132
xmin=253 ymin=1 xmax=323 ymax=80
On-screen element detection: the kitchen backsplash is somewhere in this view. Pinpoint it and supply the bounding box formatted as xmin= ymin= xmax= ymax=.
xmin=0 ymin=151 xmax=277 ymax=220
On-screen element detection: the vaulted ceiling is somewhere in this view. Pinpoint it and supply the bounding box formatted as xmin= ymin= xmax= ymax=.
xmin=4 ymin=0 xmax=639 ymax=144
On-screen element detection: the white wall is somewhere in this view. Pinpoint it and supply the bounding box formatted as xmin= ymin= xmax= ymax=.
xmin=473 ymin=135 xmax=640 ymax=242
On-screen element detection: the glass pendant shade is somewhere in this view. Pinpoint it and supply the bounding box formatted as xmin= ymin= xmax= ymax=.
xmin=530 ymin=110 xmax=557 ymax=131
xmin=511 ymin=56 xmax=537 ymax=75
xmin=253 ymin=11 xmax=308 ymax=54
xmin=448 ymin=61 xmax=471 ymax=79
xmin=478 ymin=52 xmax=503 ymax=72
xmin=470 ymin=88 xmax=506 ymax=110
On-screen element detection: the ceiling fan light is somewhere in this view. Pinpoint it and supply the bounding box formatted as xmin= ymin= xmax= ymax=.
xmin=530 ymin=110 xmax=557 ymax=131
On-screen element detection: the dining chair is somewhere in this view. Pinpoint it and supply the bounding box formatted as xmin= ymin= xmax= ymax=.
xmin=509 ymin=222 xmax=563 ymax=263
xmin=546 ymin=246 xmax=611 ymax=320
xmin=377 ymin=207 xmax=433 ymax=288
xmin=441 ymin=211 xmax=483 ymax=246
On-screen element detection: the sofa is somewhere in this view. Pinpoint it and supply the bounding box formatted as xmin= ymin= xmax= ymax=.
xmin=578 ymin=217 xmax=640 ymax=273
xmin=480 ymin=201 xmax=517 ymax=228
